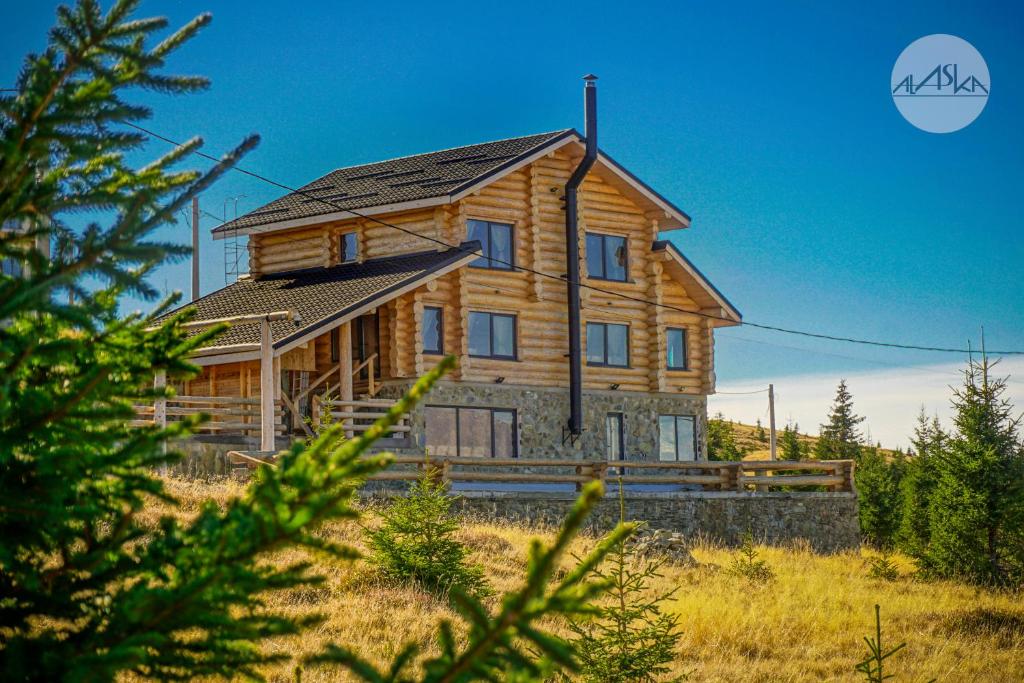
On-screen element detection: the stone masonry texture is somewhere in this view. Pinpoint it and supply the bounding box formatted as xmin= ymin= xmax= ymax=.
xmin=375 ymin=380 xmax=708 ymax=460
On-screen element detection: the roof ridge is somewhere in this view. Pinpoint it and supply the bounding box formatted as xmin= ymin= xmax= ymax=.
xmin=323 ymin=129 xmax=575 ymax=176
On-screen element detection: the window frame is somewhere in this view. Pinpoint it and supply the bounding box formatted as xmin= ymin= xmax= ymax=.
xmin=424 ymin=405 xmax=518 ymax=458
xmin=468 ymin=311 xmax=518 ymax=361
xmin=422 ymin=306 xmax=444 ymax=355
xmin=585 ymin=231 xmax=629 ymax=282
xmin=659 ymin=414 xmax=698 ymax=462
xmin=585 ymin=321 xmax=630 ymax=368
xmin=666 ymin=327 xmax=689 ymax=371
xmin=467 ymin=219 xmax=515 ymax=270
xmin=339 ymin=232 xmax=359 ymax=264
xmin=606 ymin=412 xmax=625 ymax=462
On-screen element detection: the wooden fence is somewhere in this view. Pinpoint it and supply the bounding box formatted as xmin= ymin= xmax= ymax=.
xmin=133 ymin=395 xmax=285 ymax=437
xmin=227 ymin=453 xmax=855 ymax=494
xmin=311 ymin=397 xmax=411 ymax=438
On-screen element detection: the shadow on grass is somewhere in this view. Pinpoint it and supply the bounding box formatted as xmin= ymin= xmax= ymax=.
xmin=941 ymin=608 xmax=1024 ymax=648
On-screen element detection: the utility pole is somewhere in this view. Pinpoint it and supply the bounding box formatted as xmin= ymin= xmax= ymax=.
xmin=768 ymin=383 xmax=777 ymax=460
xmin=191 ymin=196 xmax=200 ymax=301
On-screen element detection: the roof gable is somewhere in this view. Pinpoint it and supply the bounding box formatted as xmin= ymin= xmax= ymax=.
xmin=652 ymin=240 xmax=741 ymax=325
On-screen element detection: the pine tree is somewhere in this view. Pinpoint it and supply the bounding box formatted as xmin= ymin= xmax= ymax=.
xmin=919 ymin=353 xmax=1024 ymax=586
xmin=896 ymin=410 xmax=945 ymax=556
xmin=707 ymin=412 xmax=743 ymax=461
xmin=780 ymin=422 xmax=802 ymax=460
xmin=855 ymin=446 xmax=904 ymax=548
xmin=756 ymin=418 xmax=767 ymax=443
xmin=0 ymin=3 xmax=631 ymax=679
xmin=568 ymin=488 xmax=683 ymax=683
xmin=815 ymin=380 xmax=866 ymax=460
xmin=367 ymin=473 xmax=490 ymax=598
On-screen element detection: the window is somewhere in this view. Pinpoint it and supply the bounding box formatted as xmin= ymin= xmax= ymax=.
xmin=423 ymin=306 xmax=443 ymax=355
xmin=330 ymin=328 xmax=340 ymax=362
xmin=666 ymin=328 xmax=688 ymax=370
xmin=586 ymin=322 xmax=629 ymax=367
xmin=425 ymin=406 xmax=517 ymax=458
xmin=585 ymin=232 xmax=627 ymax=281
xmin=659 ymin=415 xmax=697 ymax=461
xmin=467 ymin=219 xmax=513 ymax=270
xmin=469 ymin=311 xmax=516 ymax=360
xmin=606 ymin=413 xmax=624 ymax=462
xmin=340 ymin=232 xmax=358 ymax=263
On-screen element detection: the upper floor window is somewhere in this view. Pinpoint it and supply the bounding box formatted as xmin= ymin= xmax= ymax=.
xmin=469 ymin=311 xmax=516 ymax=360
xmin=666 ymin=328 xmax=688 ymax=370
xmin=423 ymin=306 xmax=443 ymax=355
xmin=586 ymin=322 xmax=629 ymax=367
xmin=467 ymin=219 xmax=513 ymax=270
xmin=585 ymin=232 xmax=627 ymax=281
xmin=340 ymin=232 xmax=358 ymax=263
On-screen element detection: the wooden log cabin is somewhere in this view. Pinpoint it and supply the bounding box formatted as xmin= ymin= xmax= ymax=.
xmin=158 ymin=79 xmax=741 ymax=462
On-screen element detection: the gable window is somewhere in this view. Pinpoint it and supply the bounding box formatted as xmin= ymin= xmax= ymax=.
xmin=469 ymin=311 xmax=516 ymax=360
xmin=340 ymin=232 xmax=358 ymax=263
xmin=666 ymin=328 xmax=688 ymax=370
xmin=586 ymin=322 xmax=629 ymax=367
xmin=467 ymin=219 xmax=513 ymax=270
xmin=585 ymin=232 xmax=627 ymax=281
xmin=425 ymin=406 xmax=517 ymax=458
xmin=659 ymin=415 xmax=697 ymax=461
xmin=422 ymin=306 xmax=443 ymax=355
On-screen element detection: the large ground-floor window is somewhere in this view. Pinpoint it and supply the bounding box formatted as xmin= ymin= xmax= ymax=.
xmin=659 ymin=414 xmax=697 ymax=461
xmin=424 ymin=406 xmax=517 ymax=458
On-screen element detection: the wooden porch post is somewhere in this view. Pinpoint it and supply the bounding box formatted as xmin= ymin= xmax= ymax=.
xmin=339 ymin=321 xmax=353 ymax=437
xmin=153 ymin=370 xmax=167 ymax=430
xmin=260 ymin=317 xmax=276 ymax=452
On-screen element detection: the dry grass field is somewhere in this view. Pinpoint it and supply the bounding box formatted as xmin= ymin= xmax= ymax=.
xmin=147 ymin=477 xmax=1024 ymax=682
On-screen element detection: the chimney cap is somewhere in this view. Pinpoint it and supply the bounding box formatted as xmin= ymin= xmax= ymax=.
xmin=582 ymin=73 xmax=598 ymax=82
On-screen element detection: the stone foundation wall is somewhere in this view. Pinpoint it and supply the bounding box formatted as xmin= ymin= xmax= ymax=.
xmin=376 ymin=380 xmax=708 ymax=461
xmin=447 ymin=490 xmax=860 ymax=552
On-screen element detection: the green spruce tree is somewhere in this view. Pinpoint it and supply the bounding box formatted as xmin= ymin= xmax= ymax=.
xmin=815 ymin=380 xmax=866 ymax=460
xmin=568 ymin=488 xmax=683 ymax=683
xmin=896 ymin=410 xmax=946 ymax=556
xmin=756 ymin=418 xmax=767 ymax=443
xmin=0 ymin=3 xmax=631 ymax=680
xmin=780 ymin=422 xmax=802 ymax=460
xmin=920 ymin=353 xmax=1024 ymax=586
xmin=707 ymin=412 xmax=744 ymax=461
xmin=855 ymin=446 xmax=904 ymax=548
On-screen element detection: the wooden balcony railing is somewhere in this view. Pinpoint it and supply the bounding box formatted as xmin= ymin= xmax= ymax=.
xmin=311 ymin=396 xmax=410 ymax=438
xmin=226 ymin=453 xmax=855 ymax=494
xmin=133 ymin=395 xmax=285 ymax=436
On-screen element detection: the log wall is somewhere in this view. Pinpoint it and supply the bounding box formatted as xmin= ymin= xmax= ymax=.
xmin=242 ymin=149 xmax=727 ymax=395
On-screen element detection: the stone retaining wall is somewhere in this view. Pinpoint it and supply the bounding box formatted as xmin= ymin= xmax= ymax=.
xmin=447 ymin=490 xmax=860 ymax=552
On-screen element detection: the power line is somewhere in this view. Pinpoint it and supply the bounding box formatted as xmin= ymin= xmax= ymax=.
xmin=121 ymin=120 xmax=1024 ymax=357
xmin=715 ymin=387 xmax=770 ymax=395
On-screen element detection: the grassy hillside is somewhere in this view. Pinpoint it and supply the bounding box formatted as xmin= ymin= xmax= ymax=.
xmin=147 ymin=478 xmax=1024 ymax=682
xmin=722 ymin=420 xmax=901 ymax=460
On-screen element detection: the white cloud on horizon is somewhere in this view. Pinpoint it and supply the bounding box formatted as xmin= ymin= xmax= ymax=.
xmin=708 ymin=357 xmax=1024 ymax=450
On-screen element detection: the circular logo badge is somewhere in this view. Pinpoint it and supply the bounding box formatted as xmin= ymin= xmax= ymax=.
xmin=891 ymin=34 xmax=990 ymax=133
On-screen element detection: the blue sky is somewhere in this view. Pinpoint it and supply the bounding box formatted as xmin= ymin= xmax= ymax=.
xmin=4 ymin=1 xmax=1022 ymax=440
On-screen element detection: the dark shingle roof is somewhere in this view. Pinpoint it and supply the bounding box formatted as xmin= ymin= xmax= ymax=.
xmin=163 ymin=244 xmax=478 ymax=350
xmin=213 ymin=130 xmax=575 ymax=234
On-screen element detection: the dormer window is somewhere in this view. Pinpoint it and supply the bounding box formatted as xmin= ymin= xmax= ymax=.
xmin=340 ymin=232 xmax=358 ymax=263
xmin=585 ymin=232 xmax=627 ymax=281
xmin=467 ymin=219 xmax=513 ymax=270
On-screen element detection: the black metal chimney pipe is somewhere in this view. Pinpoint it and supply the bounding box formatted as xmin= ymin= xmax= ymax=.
xmin=564 ymin=75 xmax=598 ymax=438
